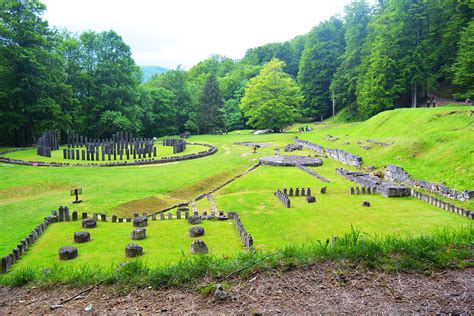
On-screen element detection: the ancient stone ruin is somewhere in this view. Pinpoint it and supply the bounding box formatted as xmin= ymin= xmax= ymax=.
xmin=230 ymin=212 xmax=253 ymax=250
xmin=58 ymin=246 xmax=78 ymax=260
xmin=294 ymin=137 xmax=363 ymax=168
xmin=189 ymin=226 xmax=205 ymax=237
xmin=274 ymin=189 xmax=291 ymax=208
xmin=37 ymin=130 xmax=59 ymax=157
xmin=190 ymin=240 xmax=208 ymax=254
xmin=63 ymin=131 xmax=157 ymax=162
xmin=163 ymin=138 xmax=186 ymax=154
xmin=73 ymin=232 xmax=90 ymax=243
xmin=284 ymin=143 xmax=302 ymax=152
xmin=133 ymin=216 xmax=148 ymax=227
xmin=82 ymin=218 xmax=97 ymax=228
xmin=125 ymin=243 xmax=143 ymax=258
xmin=260 ymin=155 xmax=323 ymax=167
xmin=336 ymin=168 xmax=410 ymax=197
xmin=131 ymin=228 xmax=146 ymax=240
xmin=385 ymin=165 xmax=473 ymax=202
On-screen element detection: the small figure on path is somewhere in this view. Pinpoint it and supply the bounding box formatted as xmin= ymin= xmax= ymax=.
xmin=252 ymin=145 xmax=257 ymax=153
xmin=432 ymin=95 xmax=437 ymax=107
xmin=427 ymin=98 xmax=431 ymax=108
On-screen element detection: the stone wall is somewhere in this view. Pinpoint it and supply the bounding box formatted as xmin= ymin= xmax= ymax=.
xmin=294 ymin=137 xmax=325 ymax=155
xmin=294 ymin=137 xmax=363 ymax=168
xmin=296 ymin=165 xmax=330 ymax=183
xmin=411 ymin=189 xmax=472 ymax=219
xmin=385 ymin=165 xmax=473 ymax=202
xmin=326 ymin=148 xmax=363 ymax=168
xmin=230 ymin=212 xmax=253 ymax=250
xmin=1 ymin=214 xmax=56 ymax=274
xmin=336 ymin=168 xmax=410 ymax=197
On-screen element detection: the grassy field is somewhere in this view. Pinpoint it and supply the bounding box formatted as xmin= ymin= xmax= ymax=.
xmin=10 ymin=218 xmax=243 ymax=271
xmin=0 ymin=106 xmax=472 ymax=281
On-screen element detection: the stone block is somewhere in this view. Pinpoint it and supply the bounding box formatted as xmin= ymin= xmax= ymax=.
xmin=125 ymin=244 xmax=143 ymax=258
xmin=82 ymin=218 xmax=96 ymax=228
xmin=133 ymin=216 xmax=148 ymax=227
xmin=190 ymin=240 xmax=208 ymax=254
xmin=74 ymin=232 xmax=90 ymax=243
xmin=131 ymin=228 xmax=146 ymax=240
xmin=59 ymin=246 xmax=78 ymax=260
xmin=189 ymin=226 xmax=205 ymax=237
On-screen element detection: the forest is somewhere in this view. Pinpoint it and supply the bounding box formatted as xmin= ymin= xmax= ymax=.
xmin=0 ymin=0 xmax=472 ymax=145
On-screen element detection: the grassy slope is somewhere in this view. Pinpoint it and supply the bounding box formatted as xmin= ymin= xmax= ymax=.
xmin=0 ymin=106 xmax=472 ymax=273
xmin=0 ymin=133 xmax=287 ymax=257
xmin=294 ymin=106 xmax=473 ymax=192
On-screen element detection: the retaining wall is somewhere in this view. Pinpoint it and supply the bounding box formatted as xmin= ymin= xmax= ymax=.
xmin=294 ymin=137 xmax=363 ymax=168
xmin=385 ymin=165 xmax=473 ymax=202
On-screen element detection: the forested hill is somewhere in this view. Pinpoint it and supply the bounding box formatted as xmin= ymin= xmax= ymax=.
xmin=0 ymin=0 xmax=472 ymax=146
xmin=140 ymin=66 xmax=168 ymax=82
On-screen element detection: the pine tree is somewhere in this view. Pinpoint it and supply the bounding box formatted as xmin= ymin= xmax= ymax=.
xmin=197 ymin=75 xmax=224 ymax=134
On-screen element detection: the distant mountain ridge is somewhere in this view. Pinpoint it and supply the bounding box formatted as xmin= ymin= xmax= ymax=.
xmin=140 ymin=66 xmax=168 ymax=82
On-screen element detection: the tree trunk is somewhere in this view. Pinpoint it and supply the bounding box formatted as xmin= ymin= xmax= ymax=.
xmin=331 ymin=90 xmax=336 ymax=117
xmin=412 ymin=85 xmax=417 ymax=108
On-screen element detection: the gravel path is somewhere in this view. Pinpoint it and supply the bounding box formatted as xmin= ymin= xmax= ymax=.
xmin=1 ymin=263 xmax=472 ymax=314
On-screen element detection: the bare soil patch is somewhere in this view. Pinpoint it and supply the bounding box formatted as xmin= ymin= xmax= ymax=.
xmin=1 ymin=263 xmax=471 ymax=314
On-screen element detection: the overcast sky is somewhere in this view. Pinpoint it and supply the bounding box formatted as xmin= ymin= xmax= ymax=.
xmin=43 ymin=0 xmax=363 ymax=69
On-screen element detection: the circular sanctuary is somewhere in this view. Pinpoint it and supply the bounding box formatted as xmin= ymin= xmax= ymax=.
xmin=0 ymin=130 xmax=217 ymax=167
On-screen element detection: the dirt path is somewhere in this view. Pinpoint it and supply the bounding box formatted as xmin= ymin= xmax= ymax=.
xmin=1 ymin=263 xmax=472 ymax=314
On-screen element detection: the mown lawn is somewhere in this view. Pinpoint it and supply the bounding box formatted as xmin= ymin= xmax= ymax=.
xmin=10 ymin=217 xmax=243 ymax=271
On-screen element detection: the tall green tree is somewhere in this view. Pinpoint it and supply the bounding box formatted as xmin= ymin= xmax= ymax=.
xmin=298 ymin=17 xmax=345 ymax=120
xmin=0 ymin=0 xmax=70 ymax=145
xmin=74 ymin=31 xmax=142 ymax=137
xmin=140 ymin=86 xmax=177 ymax=137
xmin=356 ymin=0 xmax=431 ymax=117
xmin=240 ymin=59 xmax=302 ymax=131
xmin=330 ymin=0 xmax=371 ymax=117
xmin=196 ymin=75 xmax=224 ymax=134
xmin=148 ymin=66 xmax=197 ymax=132
xmin=452 ymin=20 xmax=474 ymax=98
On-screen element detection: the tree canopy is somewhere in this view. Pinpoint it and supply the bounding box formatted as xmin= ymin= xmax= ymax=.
xmin=240 ymin=59 xmax=302 ymax=130
xmin=0 ymin=0 xmax=472 ymax=145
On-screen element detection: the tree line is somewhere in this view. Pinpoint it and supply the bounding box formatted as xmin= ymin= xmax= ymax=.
xmin=0 ymin=0 xmax=472 ymax=146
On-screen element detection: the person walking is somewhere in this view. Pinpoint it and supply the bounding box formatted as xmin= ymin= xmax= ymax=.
xmin=427 ymin=98 xmax=431 ymax=108
xmin=432 ymin=96 xmax=437 ymax=107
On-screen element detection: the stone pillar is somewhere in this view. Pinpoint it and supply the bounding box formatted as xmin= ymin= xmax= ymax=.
xmin=64 ymin=207 xmax=70 ymax=221
xmin=72 ymin=211 xmax=78 ymax=221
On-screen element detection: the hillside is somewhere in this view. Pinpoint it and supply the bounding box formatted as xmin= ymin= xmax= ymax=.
xmin=294 ymin=105 xmax=474 ymax=194
xmin=140 ymin=65 xmax=168 ymax=82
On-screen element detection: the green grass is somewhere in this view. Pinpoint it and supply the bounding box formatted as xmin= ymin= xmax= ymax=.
xmin=215 ymin=160 xmax=471 ymax=251
xmin=0 ymin=106 xmax=472 ymax=284
xmin=8 ymin=218 xmax=243 ymax=272
xmin=2 ymin=226 xmax=472 ymax=287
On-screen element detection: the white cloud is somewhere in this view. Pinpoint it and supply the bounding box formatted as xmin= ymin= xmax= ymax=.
xmin=42 ymin=0 xmax=361 ymax=69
